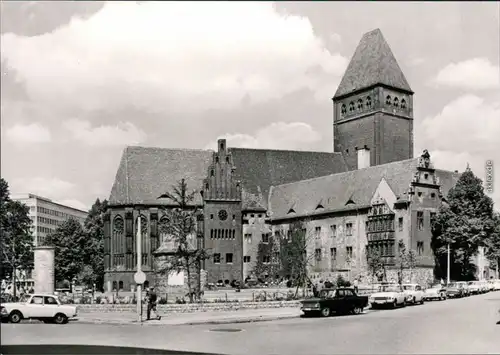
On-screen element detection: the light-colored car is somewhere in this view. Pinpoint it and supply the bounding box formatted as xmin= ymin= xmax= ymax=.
xmin=369 ymin=284 xmax=407 ymax=309
xmin=467 ymin=281 xmax=482 ymax=295
xmin=423 ymin=285 xmax=447 ymax=301
xmin=480 ymin=281 xmax=490 ymax=293
xmin=0 ymin=293 xmax=77 ymax=324
xmin=445 ymin=282 xmax=466 ymax=298
xmin=402 ymin=284 xmax=425 ymax=305
xmin=492 ymin=279 xmax=500 ymax=291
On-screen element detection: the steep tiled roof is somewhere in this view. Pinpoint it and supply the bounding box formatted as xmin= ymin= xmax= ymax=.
xmin=435 ymin=169 xmax=461 ymax=199
xmin=109 ymin=147 xmax=213 ymax=205
xmin=229 ymin=148 xmax=348 ymax=209
xmin=269 ymin=159 xmax=460 ymax=220
xmin=334 ymin=28 xmax=412 ymax=99
xmin=109 ymin=147 xmax=348 ymax=208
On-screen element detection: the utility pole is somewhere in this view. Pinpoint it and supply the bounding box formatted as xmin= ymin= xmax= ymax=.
xmin=446 ymin=242 xmax=451 ymax=285
xmin=133 ymin=215 xmax=146 ymax=323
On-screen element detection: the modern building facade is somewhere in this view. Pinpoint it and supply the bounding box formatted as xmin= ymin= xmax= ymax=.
xmin=103 ymin=29 xmax=464 ymax=291
xmin=11 ymin=193 xmax=88 ymax=247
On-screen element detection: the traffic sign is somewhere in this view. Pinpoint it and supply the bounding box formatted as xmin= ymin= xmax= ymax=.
xmin=134 ymin=271 xmax=146 ymax=284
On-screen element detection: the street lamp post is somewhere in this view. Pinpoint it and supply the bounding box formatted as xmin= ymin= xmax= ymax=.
xmin=133 ymin=213 xmax=146 ymax=323
xmin=446 ymin=242 xmax=451 ymax=285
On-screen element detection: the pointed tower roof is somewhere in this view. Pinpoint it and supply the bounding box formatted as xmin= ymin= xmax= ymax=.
xmin=333 ymin=29 xmax=412 ymax=99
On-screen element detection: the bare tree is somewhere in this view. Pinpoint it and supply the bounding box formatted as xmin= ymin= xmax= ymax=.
xmin=395 ymin=239 xmax=419 ymax=285
xmin=366 ymin=246 xmax=386 ymax=283
xmin=158 ymin=179 xmax=210 ymax=303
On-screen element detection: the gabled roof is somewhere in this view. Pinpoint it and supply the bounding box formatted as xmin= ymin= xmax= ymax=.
xmin=269 ymin=159 xmax=460 ymax=219
xmin=109 ymin=146 xmax=213 ymax=205
xmin=109 ymin=146 xmax=349 ymax=208
xmin=333 ymin=28 xmax=412 ymax=99
xmin=229 ymin=148 xmax=348 ymax=209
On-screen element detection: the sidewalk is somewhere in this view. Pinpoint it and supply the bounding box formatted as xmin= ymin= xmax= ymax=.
xmin=76 ymin=307 xmax=301 ymax=326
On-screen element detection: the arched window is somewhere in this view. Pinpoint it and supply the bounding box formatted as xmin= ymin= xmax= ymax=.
xmin=205 ymin=182 xmax=209 ymax=189
xmin=159 ymin=216 xmax=170 ymax=241
xmin=112 ymin=281 xmax=117 ymax=291
xmin=118 ymin=281 xmax=124 ymax=291
xmin=393 ymin=97 xmax=399 ymax=107
xmin=210 ymin=170 xmax=214 ymax=177
xmin=401 ymin=99 xmax=406 ymax=109
xmin=349 ymin=102 xmax=355 ymax=112
xmin=135 ymin=215 xmax=148 ymax=235
xmin=385 ymin=95 xmax=392 ymax=105
xmin=215 ymin=157 xmax=219 ymax=163
xmin=366 ymin=96 xmax=372 ymax=107
xmin=341 ymin=104 xmax=347 ymax=114
xmin=113 ymin=216 xmax=124 ymax=254
xmin=357 ymin=99 xmax=363 ymax=110
xmin=226 ymin=156 xmax=230 ymax=163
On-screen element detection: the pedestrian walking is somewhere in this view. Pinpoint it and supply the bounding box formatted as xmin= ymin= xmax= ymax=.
xmin=146 ymin=286 xmax=161 ymax=321
xmin=353 ymin=278 xmax=359 ymax=294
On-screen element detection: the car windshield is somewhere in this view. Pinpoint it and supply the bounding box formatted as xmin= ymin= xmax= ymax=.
xmin=402 ymin=285 xmax=416 ymax=290
xmin=379 ymin=285 xmax=401 ymax=292
xmin=319 ymin=290 xmax=336 ymax=298
xmin=448 ymin=283 xmax=457 ymax=288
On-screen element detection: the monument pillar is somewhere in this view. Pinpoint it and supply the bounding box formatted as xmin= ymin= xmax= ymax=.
xmin=34 ymin=246 xmax=55 ymax=294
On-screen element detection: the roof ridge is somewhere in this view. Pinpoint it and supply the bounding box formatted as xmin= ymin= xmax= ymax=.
xmin=228 ymin=147 xmax=344 ymax=155
xmin=125 ymin=145 xmax=214 ymax=152
xmin=272 ymin=158 xmax=418 ymax=189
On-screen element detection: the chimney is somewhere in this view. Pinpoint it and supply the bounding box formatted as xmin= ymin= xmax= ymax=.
xmin=356 ymin=146 xmax=370 ymax=169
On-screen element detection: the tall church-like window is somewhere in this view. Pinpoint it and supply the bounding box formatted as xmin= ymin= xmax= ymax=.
xmin=401 ymin=99 xmax=406 ymax=109
xmin=385 ymin=95 xmax=392 ymax=105
xmin=357 ymin=99 xmax=363 ymax=110
xmin=366 ymin=96 xmax=372 ymax=108
xmin=349 ymin=102 xmax=355 ymax=112
xmin=341 ymin=104 xmax=347 ymax=115
xmin=393 ymin=97 xmax=399 ymax=107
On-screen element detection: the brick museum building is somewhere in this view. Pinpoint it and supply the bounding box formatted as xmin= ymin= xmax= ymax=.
xmin=102 ymin=29 xmax=461 ymax=292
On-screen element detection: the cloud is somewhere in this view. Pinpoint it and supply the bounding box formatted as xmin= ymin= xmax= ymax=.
xmin=0 ymin=2 xmax=347 ymax=114
xmin=431 ymin=58 xmax=500 ymax=90
xmin=204 ymin=122 xmax=321 ymax=150
xmin=418 ymin=94 xmax=500 ymax=209
xmin=63 ymin=119 xmax=146 ymax=146
xmin=9 ymin=177 xmax=75 ymax=198
xmin=420 ymin=95 xmax=500 ymax=155
xmin=57 ymin=199 xmax=89 ymax=211
xmin=4 ymin=122 xmax=51 ymax=143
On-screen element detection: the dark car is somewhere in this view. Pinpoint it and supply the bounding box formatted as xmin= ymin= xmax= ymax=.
xmin=446 ymin=282 xmax=465 ymax=298
xmin=300 ymin=288 xmax=369 ymax=317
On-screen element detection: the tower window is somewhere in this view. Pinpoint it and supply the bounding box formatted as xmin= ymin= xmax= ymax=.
xmin=366 ymin=96 xmax=372 ymax=107
xmin=205 ymin=183 xmax=209 ymax=189
xmin=220 ymin=142 xmax=224 ymax=150
xmin=393 ymin=97 xmax=399 ymax=107
xmin=349 ymin=102 xmax=355 ymax=112
xmin=385 ymin=95 xmax=392 ymax=105
xmin=341 ymin=104 xmax=347 ymax=115
xmin=226 ymin=156 xmax=230 ymax=163
xmin=210 ymin=170 xmax=214 ymax=177
xmin=417 ymin=211 xmax=424 ymax=231
xmin=357 ymin=99 xmax=363 ymax=110
xmin=215 ymin=157 xmax=219 ymax=163
xmin=401 ymin=99 xmax=406 ymax=109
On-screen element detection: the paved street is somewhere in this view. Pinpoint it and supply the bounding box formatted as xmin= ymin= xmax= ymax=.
xmin=2 ymin=292 xmax=499 ymax=355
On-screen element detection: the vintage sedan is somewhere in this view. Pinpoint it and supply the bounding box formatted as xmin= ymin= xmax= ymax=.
xmin=369 ymin=284 xmax=407 ymax=309
xmin=1 ymin=293 xmax=77 ymax=324
xmin=300 ymin=288 xmax=369 ymax=317
xmin=456 ymin=281 xmax=470 ymax=296
xmin=402 ymin=284 xmax=425 ymax=305
xmin=423 ymin=285 xmax=447 ymax=301
xmin=445 ymin=282 xmax=466 ymax=298
xmin=467 ymin=281 xmax=482 ymax=295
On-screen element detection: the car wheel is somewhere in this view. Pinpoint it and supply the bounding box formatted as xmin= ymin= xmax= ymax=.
xmin=412 ymin=297 xmax=416 ymax=304
xmin=352 ymin=306 xmax=363 ymax=315
xmin=54 ymin=313 xmax=68 ymax=325
xmin=392 ymin=300 xmax=398 ymax=308
xmin=420 ymin=298 xmax=425 ymax=305
xmin=9 ymin=311 xmax=23 ymax=324
xmin=320 ymin=307 xmax=331 ymax=317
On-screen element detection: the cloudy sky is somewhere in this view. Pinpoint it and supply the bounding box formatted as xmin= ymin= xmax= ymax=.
xmin=1 ymin=1 xmax=499 ymax=211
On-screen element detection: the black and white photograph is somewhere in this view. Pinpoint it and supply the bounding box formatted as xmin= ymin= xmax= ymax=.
xmin=1 ymin=1 xmax=499 ymax=354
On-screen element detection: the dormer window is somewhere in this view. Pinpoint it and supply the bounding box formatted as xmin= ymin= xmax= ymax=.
xmin=393 ymin=97 xmax=399 ymax=107
xmin=357 ymin=99 xmax=363 ymax=110
xmin=385 ymin=95 xmax=392 ymax=105
xmin=341 ymin=104 xmax=347 ymax=115
xmin=366 ymin=96 xmax=372 ymax=108
xmin=401 ymin=99 xmax=406 ymax=109
xmin=349 ymin=102 xmax=355 ymax=112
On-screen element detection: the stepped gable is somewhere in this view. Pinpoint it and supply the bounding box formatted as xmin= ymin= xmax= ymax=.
xmin=334 ymin=28 xmax=413 ymax=99
xmin=229 ymin=148 xmax=349 ymax=210
xmin=269 ymin=158 xmax=460 ymax=219
xmin=109 ymin=146 xmax=213 ymax=205
xmin=109 ymin=146 xmax=348 ymax=209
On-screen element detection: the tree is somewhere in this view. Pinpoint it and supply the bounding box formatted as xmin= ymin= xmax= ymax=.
xmin=0 ymin=178 xmax=34 ymax=296
xmin=431 ymin=167 xmax=496 ymax=281
xmin=277 ymin=221 xmax=316 ymax=297
xmin=45 ymin=218 xmax=88 ymax=284
xmin=366 ymin=246 xmax=386 ymax=283
xmin=394 ymin=239 xmax=418 ymax=285
xmin=80 ymin=198 xmax=108 ymax=290
xmin=253 ymin=235 xmax=281 ymax=282
xmin=158 ymin=179 xmax=210 ymax=303
xmin=485 ymin=212 xmax=500 ymax=276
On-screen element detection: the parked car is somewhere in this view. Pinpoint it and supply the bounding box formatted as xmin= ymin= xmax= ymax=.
xmin=402 ymin=284 xmax=425 ymax=305
xmin=456 ymin=281 xmax=470 ymax=296
xmin=492 ymin=279 xmax=500 ymax=291
xmin=300 ymin=288 xmax=369 ymax=317
xmin=369 ymin=284 xmax=407 ymax=309
xmin=487 ymin=280 xmax=496 ymax=292
xmin=467 ymin=281 xmax=482 ymax=295
xmin=445 ymin=282 xmax=466 ymax=298
xmin=1 ymin=293 xmax=77 ymax=324
xmin=479 ymin=281 xmax=490 ymax=293
xmin=423 ymin=285 xmax=447 ymax=301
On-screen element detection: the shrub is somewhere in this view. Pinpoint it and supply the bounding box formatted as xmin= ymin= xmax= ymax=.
xmin=336 ymin=275 xmax=351 ymax=288
xmin=158 ymin=297 xmax=168 ymax=305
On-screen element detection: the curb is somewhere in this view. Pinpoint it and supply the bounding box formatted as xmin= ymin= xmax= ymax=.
xmin=75 ymin=314 xmax=299 ymax=326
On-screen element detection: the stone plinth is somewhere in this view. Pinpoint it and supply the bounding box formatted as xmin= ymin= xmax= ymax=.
xmin=34 ymin=246 xmax=55 ymax=294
